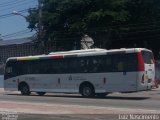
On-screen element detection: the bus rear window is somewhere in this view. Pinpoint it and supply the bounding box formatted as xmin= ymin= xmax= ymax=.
xmin=141 ymin=51 xmax=154 ymax=64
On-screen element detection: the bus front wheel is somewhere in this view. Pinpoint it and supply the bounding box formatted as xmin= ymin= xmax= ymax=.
xmin=80 ymin=84 xmax=95 ymax=97
xmin=20 ymin=84 xmax=31 ymax=95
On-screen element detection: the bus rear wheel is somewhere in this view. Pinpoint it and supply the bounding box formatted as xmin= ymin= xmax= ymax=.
xmin=36 ymin=92 xmax=46 ymax=96
xmin=80 ymin=84 xmax=95 ymax=97
xmin=20 ymin=84 xmax=31 ymax=95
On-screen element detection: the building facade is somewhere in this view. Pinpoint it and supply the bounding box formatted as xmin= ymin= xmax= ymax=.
xmin=0 ymin=37 xmax=54 ymax=75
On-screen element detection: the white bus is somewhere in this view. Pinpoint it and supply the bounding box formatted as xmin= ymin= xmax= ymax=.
xmin=4 ymin=48 xmax=155 ymax=97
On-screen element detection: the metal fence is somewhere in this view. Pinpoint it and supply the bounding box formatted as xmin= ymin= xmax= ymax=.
xmin=0 ymin=42 xmax=55 ymax=75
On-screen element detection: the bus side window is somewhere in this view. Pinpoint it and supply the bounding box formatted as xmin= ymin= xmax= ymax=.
xmin=59 ymin=59 xmax=68 ymax=74
xmin=68 ymin=58 xmax=79 ymax=73
xmin=113 ymin=54 xmax=125 ymax=72
xmin=104 ymin=56 xmax=112 ymax=72
xmin=118 ymin=61 xmax=124 ymax=71
xmin=91 ymin=57 xmax=104 ymax=73
xmin=125 ymin=53 xmax=137 ymax=71
xmin=142 ymin=51 xmax=153 ymax=64
xmin=38 ymin=60 xmax=48 ymax=74
xmin=87 ymin=58 xmax=97 ymax=73
xmin=113 ymin=53 xmax=137 ymax=72
xmin=91 ymin=59 xmax=99 ymax=72
xmin=5 ymin=61 xmax=18 ymax=77
xmin=6 ymin=66 xmax=12 ymax=74
xmin=52 ymin=61 xmax=59 ymax=74
xmin=80 ymin=59 xmax=88 ymax=73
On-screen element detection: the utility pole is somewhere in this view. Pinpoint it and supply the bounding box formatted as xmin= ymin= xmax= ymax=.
xmin=38 ymin=0 xmax=42 ymax=32
xmin=38 ymin=0 xmax=44 ymax=52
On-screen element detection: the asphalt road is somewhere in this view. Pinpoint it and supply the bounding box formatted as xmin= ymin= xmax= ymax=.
xmin=1 ymin=89 xmax=160 ymax=110
xmin=0 ymin=88 xmax=160 ymax=120
xmin=0 ymin=114 xmax=122 ymax=120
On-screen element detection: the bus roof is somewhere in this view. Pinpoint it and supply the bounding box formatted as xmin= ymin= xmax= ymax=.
xmin=6 ymin=48 xmax=152 ymax=62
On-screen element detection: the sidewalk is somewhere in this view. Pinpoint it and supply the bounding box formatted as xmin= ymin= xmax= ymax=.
xmin=0 ymin=88 xmax=3 ymax=91
xmin=0 ymin=88 xmax=4 ymax=93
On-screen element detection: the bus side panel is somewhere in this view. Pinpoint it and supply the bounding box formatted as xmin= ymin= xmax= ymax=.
xmin=4 ymin=73 xmax=138 ymax=93
xmin=102 ymin=72 xmax=138 ymax=92
xmin=4 ymin=77 xmax=18 ymax=91
xmin=3 ymin=72 xmax=145 ymax=93
xmin=136 ymin=71 xmax=148 ymax=91
xmin=3 ymin=71 xmax=150 ymax=93
xmin=21 ymin=74 xmax=59 ymax=92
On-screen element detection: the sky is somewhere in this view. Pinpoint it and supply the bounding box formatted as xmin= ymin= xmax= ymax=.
xmin=0 ymin=0 xmax=37 ymax=40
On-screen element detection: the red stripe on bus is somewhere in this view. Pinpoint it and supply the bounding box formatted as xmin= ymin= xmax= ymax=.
xmin=137 ymin=52 xmax=145 ymax=71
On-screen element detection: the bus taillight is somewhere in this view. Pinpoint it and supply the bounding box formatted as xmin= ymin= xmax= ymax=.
xmin=137 ymin=52 xmax=145 ymax=71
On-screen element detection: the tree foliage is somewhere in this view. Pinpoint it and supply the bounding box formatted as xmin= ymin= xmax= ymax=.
xmin=27 ymin=0 xmax=129 ymax=50
xmin=27 ymin=0 xmax=160 ymax=58
xmin=123 ymin=0 xmax=160 ymax=58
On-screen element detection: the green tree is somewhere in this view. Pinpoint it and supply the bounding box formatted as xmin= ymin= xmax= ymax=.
xmin=124 ymin=0 xmax=160 ymax=58
xmin=27 ymin=0 xmax=129 ymax=51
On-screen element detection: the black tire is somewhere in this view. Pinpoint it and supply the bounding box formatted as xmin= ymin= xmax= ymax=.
xmin=80 ymin=84 xmax=95 ymax=97
xmin=20 ymin=84 xmax=31 ymax=95
xmin=37 ymin=92 xmax=46 ymax=96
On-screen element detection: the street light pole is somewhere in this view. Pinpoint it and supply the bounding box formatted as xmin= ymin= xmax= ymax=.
xmin=13 ymin=0 xmax=44 ymax=52
xmin=38 ymin=0 xmax=46 ymax=54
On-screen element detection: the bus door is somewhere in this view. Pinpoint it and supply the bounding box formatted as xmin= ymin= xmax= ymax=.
xmin=142 ymin=51 xmax=155 ymax=89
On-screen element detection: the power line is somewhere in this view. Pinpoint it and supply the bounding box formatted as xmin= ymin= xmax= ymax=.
xmin=1 ymin=22 xmax=157 ymax=38
xmin=1 ymin=29 xmax=33 ymax=39
xmin=0 ymin=9 xmax=28 ymax=17
xmin=3 ymin=32 xmax=34 ymax=40
xmin=0 ymin=8 xmax=37 ymax=19
xmin=42 ymin=25 xmax=160 ymax=36
xmin=0 ymin=0 xmax=36 ymax=12
xmin=0 ymin=0 xmax=25 ymax=6
xmin=0 ymin=11 xmax=27 ymax=19
xmin=2 ymin=27 xmax=160 ymax=41
xmin=0 ymin=0 xmax=29 ymax=7
xmin=2 ymin=29 xmax=29 ymax=37
xmin=113 ymin=33 xmax=160 ymax=42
